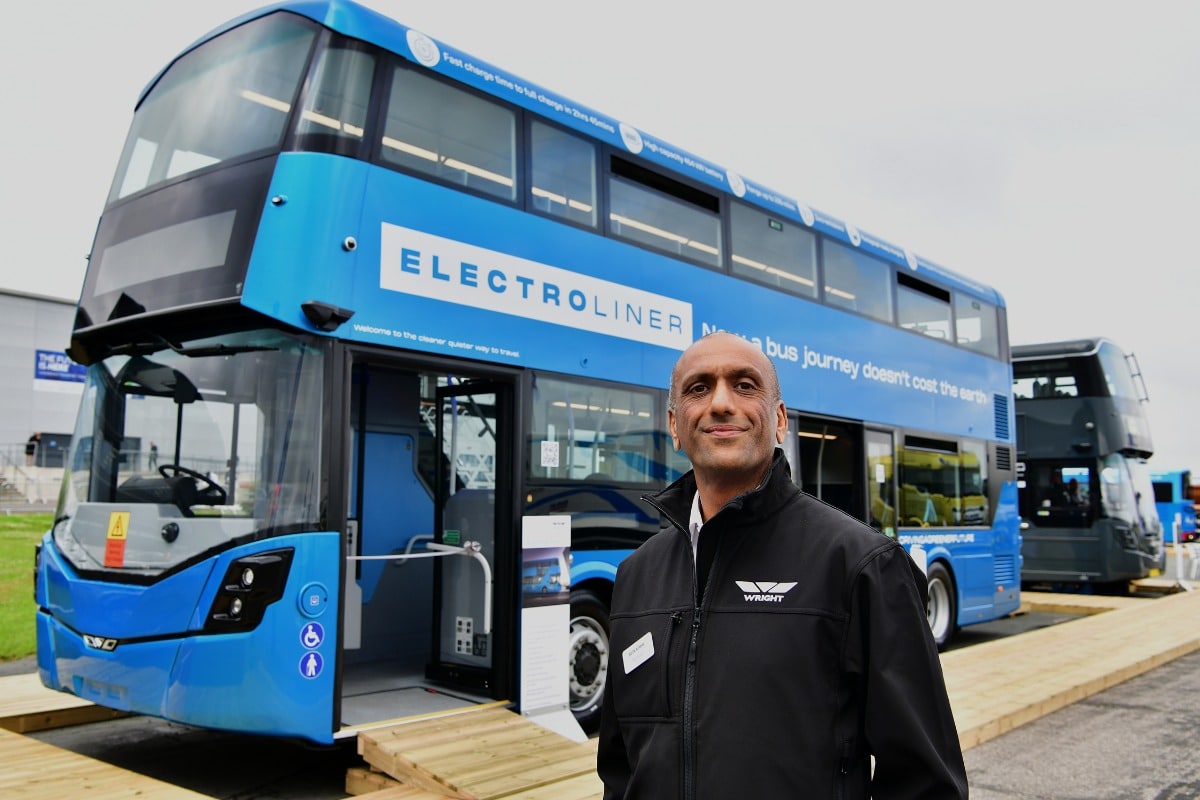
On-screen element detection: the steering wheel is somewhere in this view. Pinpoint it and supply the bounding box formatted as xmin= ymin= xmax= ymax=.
xmin=159 ymin=464 xmax=227 ymax=505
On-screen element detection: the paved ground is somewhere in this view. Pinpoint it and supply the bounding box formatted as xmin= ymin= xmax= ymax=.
xmin=965 ymin=647 xmax=1200 ymax=799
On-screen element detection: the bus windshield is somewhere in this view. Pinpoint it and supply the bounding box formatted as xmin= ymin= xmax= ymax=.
xmin=1105 ymin=455 xmax=1161 ymax=534
xmin=108 ymin=12 xmax=317 ymax=203
xmin=53 ymin=329 xmax=326 ymax=578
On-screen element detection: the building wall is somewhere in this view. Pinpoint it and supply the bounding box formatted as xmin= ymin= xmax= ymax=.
xmin=0 ymin=290 xmax=80 ymax=463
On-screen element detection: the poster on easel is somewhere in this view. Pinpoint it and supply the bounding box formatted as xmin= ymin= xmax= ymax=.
xmin=520 ymin=514 xmax=585 ymax=742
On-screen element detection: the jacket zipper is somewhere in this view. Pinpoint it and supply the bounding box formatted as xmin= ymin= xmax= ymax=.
xmin=683 ymin=607 xmax=701 ymax=800
xmin=837 ymin=739 xmax=852 ymax=800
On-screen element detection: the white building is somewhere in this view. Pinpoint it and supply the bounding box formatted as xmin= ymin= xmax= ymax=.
xmin=1 ymin=289 xmax=80 ymax=503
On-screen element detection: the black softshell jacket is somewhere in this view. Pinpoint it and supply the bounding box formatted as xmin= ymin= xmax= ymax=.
xmin=596 ymin=451 xmax=968 ymax=799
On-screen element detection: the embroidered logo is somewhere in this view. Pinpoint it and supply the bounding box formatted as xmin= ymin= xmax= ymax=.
xmin=735 ymin=581 xmax=797 ymax=603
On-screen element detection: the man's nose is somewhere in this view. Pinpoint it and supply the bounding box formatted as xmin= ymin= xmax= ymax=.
xmin=709 ymin=379 xmax=738 ymax=411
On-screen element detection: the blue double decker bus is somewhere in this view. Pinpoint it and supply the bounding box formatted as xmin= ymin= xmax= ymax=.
xmin=36 ymin=0 xmax=1020 ymax=743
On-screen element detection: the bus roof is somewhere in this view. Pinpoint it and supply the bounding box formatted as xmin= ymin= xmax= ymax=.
xmin=1011 ymin=338 xmax=1112 ymax=360
xmin=144 ymin=0 xmax=1005 ymax=309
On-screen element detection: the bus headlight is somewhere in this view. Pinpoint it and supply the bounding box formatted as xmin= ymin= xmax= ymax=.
xmin=205 ymin=549 xmax=294 ymax=632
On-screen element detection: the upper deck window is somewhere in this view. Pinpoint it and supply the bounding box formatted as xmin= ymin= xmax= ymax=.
xmin=1012 ymin=361 xmax=1079 ymax=400
xmin=381 ymin=66 xmax=517 ymax=202
xmin=730 ymin=202 xmax=817 ymax=298
xmin=109 ymin=13 xmax=317 ymax=204
xmin=607 ymin=157 xmax=721 ymax=270
xmin=1096 ymin=341 xmax=1141 ymax=402
xmin=954 ymin=294 xmax=1000 ymax=358
xmin=897 ymin=273 xmax=952 ymax=342
xmin=291 ymin=42 xmax=376 ymax=157
xmin=530 ymin=121 xmax=597 ymax=228
xmin=823 ymin=240 xmax=893 ymax=324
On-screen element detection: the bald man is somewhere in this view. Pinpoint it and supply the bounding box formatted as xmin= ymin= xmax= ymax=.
xmin=596 ymin=332 xmax=967 ymax=800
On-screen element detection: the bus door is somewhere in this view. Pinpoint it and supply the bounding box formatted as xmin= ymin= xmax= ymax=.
xmin=865 ymin=428 xmax=897 ymax=538
xmin=338 ymin=363 xmax=512 ymax=732
xmin=428 ymin=379 xmax=514 ymax=697
xmin=791 ymin=413 xmax=867 ymax=522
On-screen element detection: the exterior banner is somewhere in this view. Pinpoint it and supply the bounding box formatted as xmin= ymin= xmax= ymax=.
xmin=520 ymin=515 xmax=585 ymax=742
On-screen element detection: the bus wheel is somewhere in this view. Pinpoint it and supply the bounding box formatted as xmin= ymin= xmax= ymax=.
xmin=568 ymin=590 xmax=610 ymax=733
xmin=925 ymin=562 xmax=957 ymax=649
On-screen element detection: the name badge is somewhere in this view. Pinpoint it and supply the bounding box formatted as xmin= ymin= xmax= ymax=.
xmin=622 ymin=631 xmax=655 ymax=674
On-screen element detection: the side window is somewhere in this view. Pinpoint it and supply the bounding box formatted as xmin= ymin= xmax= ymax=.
xmin=292 ymin=43 xmax=375 ymax=156
xmin=529 ymin=122 xmax=597 ymax=228
xmin=1022 ymin=461 xmax=1092 ymax=527
xmin=529 ymin=377 xmax=660 ymax=483
xmin=729 ymin=202 xmax=818 ymax=298
xmin=607 ymin=157 xmax=721 ymax=270
xmin=899 ymin=440 xmax=958 ymax=527
xmin=380 ymin=66 xmax=516 ymax=201
xmin=822 ymin=241 xmax=893 ymax=324
xmin=960 ymin=441 xmax=989 ymax=525
xmin=897 ymin=273 xmax=952 ymax=342
xmin=955 ymin=294 xmax=1000 ymax=357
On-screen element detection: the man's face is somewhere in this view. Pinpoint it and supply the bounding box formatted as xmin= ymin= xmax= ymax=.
xmin=668 ymin=333 xmax=787 ymax=485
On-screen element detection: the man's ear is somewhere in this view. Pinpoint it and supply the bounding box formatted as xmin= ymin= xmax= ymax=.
xmin=668 ymin=408 xmax=681 ymax=451
xmin=775 ymin=402 xmax=787 ymax=445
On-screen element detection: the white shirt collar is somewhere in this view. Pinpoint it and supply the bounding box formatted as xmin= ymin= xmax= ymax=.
xmin=688 ymin=490 xmax=704 ymax=557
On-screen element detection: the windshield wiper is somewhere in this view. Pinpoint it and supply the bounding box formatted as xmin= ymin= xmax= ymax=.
xmin=107 ymin=334 xmax=277 ymax=359
xmin=174 ymin=342 xmax=278 ymax=357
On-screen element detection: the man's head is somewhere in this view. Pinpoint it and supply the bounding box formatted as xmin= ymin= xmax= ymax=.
xmin=668 ymin=332 xmax=787 ymax=490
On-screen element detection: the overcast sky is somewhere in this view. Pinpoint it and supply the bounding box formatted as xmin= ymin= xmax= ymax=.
xmin=4 ymin=1 xmax=1197 ymax=471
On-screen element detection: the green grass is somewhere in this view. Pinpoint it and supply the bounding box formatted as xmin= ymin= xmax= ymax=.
xmin=0 ymin=513 xmax=51 ymax=662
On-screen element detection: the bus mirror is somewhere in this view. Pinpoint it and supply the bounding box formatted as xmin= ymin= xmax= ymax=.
xmin=302 ymin=300 xmax=355 ymax=332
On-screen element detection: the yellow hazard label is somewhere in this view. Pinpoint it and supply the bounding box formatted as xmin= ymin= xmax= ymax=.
xmin=106 ymin=512 xmax=130 ymax=540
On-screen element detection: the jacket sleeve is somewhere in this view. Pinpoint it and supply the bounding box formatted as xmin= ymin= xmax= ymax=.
xmin=851 ymin=544 xmax=969 ymax=800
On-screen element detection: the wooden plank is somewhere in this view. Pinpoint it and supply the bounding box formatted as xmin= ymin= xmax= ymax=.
xmin=0 ymin=727 xmax=213 ymax=799
xmin=0 ymin=672 xmax=130 ymax=733
xmin=358 ymin=707 xmax=600 ymax=800
xmin=497 ymin=771 xmax=603 ymax=800
xmin=346 ymin=766 xmax=406 ymax=795
xmin=455 ymin=751 xmax=597 ymax=800
xmin=353 ymin=787 xmax=458 ymax=799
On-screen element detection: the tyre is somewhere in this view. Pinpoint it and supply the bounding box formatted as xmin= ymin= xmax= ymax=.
xmin=568 ymin=589 xmax=610 ymax=733
xmin=925 ymin=561 xmax=957 ymax=649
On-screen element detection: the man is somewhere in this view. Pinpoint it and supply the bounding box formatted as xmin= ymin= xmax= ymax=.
xmin=596 ymin=332 xmax=967 ymax=799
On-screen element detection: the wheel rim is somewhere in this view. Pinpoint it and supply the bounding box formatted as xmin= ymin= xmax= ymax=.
xmin=568 ymin=614 xmax=609 ymax=715
xmin=927 ymin=575 xmax=951 ymax=642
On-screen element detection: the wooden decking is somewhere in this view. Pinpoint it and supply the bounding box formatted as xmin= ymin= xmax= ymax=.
xmin=944 ymin=586 xmax=1200 ymax=749
xmin=0 ymin=726 xmax=212 ymax=799
xmin=0 ymin=672 xmax=127 ymax=734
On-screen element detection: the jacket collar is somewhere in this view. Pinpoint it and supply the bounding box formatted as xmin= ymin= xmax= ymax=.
xmin=645 ymin=449 xmax=794 ymax=532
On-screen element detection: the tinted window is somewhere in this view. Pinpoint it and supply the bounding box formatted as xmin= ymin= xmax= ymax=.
xmin=955 ymin=294 xmax=1000 ymax=357
xmin=730 ymin=203 xmax=817 ymax=297
xmin=381 ymin=67 xmax=516 ymax=201
xmin=823 ymin=241 xmax=893 ymax=324
xmin=530 ymin=122 xmax=597 ymax=228
xmin=608 ymin=177 xmax=721 ymax=269
xmin=110 ymin=13 xmax=317 ymax=202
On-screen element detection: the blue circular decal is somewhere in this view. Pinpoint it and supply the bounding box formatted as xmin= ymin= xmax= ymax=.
xmin=299 ymin=651 xmax=324 ymax=679
xmin=298 ymin=582 xmax=329 ymax=618
xmin=300 ymin=622 xmax=325 ymax=650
